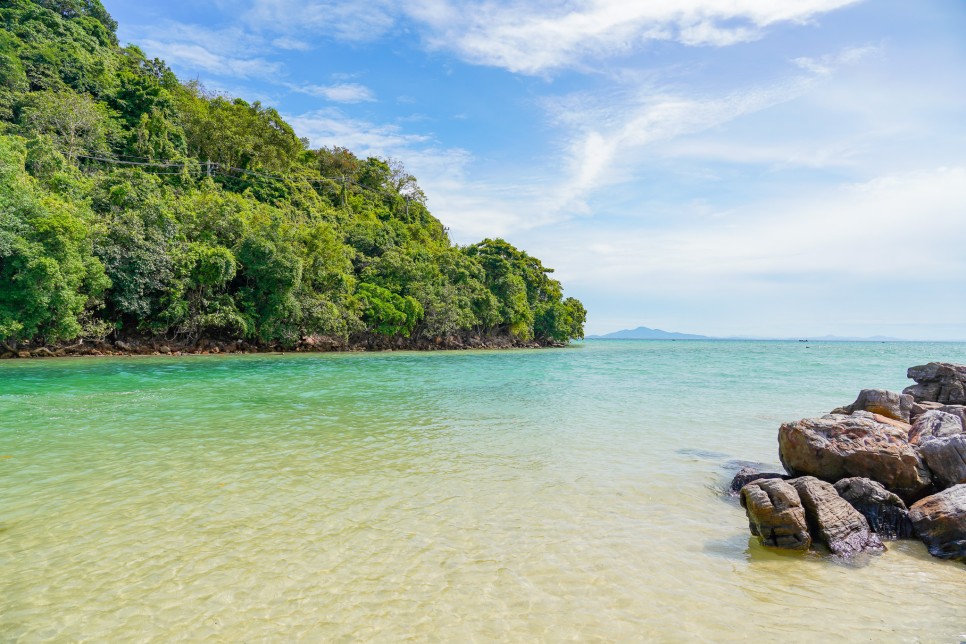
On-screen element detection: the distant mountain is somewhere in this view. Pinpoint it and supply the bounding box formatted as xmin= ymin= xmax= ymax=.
xmin=589 ymin=327 xmax=922 ymax=342
xmin=590 ymin=326 xmax=712 ymax=340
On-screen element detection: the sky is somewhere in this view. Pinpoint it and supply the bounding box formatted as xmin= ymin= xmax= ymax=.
xmin=103 ymin=0 xmax=966 ymax=340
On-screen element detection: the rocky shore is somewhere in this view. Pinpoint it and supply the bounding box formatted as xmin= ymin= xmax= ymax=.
xmin=0 ymin=332 xmax=562 ymax=359
xmin=733 ymin=362 xmax=966 ymax=563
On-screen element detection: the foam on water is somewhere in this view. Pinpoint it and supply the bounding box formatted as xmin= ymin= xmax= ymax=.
xmin=2 ymin=341 xmax=965 ymax=641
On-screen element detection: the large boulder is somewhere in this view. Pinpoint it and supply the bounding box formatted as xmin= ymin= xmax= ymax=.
xmin=834 ymin=389 xmax=914 ymax=423
xmin=918 ymin=435 xmax=966 ymax=489
xmin=790 ymin=477 xmax=884 ymax=556
xmin=728 ymin=467 xmax=788 ymax=495
xmin=740 ymin=479 xmax=811 ymax=550
xmin=904 ymin=363 xmax=966 ymax=405
xmin=909 ymin=484 xmax=966 ymax=560
xmin=834 ymin=477 xmax=914 ymax=539
xmin=778 ymin=413 xmax=932 ymax=502
xmin=940 ymin=405 xmax=966 ymax=427
xmin=908 ymin=410 xmax=964 ymax=445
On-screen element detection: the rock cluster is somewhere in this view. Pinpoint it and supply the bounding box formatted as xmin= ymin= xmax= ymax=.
xmin=734 ymin=362 xmax=966 ymax=563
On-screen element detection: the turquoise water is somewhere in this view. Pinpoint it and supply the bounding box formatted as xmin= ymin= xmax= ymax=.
xmin=2 ymin=340 xmax=965 ymax=641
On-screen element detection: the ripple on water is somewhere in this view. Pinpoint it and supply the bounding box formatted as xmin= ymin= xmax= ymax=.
xmin=2 ymin=342 xmax=966 ymax=641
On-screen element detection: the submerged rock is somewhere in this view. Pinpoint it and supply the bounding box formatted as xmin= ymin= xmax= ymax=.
xmin=834 ymin=389 xmax=914 ymax=423
xmin=740 ymin=479 xmax=811 ymax=550
xmin=909 ymin=484 xmax=966 ymax=561
xmin=918 ymin=435 xmax=966 ymax=489
xmin=833 ymin=477 xmax=913 ymax=539
xmin=908 ymin=410 xmax=964 ymax=445
xmin=904 ymin=363 xmax=966 ymax=405
xmin=778 ymin=413 xmax=932 ymax=502
xmin=728 ymin=467 xmax=788 ymax=495
xmin=790 ymin=477 xmax=884 ymax=557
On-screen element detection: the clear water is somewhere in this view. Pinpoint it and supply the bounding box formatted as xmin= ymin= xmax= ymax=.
xmin=2 ymin=340 xmax=965 ymax=641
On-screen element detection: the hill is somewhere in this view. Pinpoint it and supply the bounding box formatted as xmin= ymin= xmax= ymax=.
xmin=590 ymin=326 xmax=711 ymax=340
xmin=0 ymin=0 xmax=585 ymax=354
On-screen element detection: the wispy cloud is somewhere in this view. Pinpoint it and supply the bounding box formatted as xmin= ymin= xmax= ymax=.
xmin=407 ymin=0 xmax=863 ymax=74
xmin=292 ymin=83 xmax=377 ymax=103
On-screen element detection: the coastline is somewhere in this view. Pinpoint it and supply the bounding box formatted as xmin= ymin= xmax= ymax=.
xmin=0 ymin=333 xmax=566 ymax=360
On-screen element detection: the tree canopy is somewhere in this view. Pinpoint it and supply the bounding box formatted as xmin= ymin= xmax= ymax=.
xmin=0 ymin=0 xmax=585 ymax=349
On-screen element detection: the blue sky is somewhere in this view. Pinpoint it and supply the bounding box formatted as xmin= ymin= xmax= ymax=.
xmin=103 ymin=0 xmax=966 ymax=340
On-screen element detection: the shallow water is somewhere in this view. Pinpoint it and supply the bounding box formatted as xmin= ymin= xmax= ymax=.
xmin=2 ymin=340 xmax=965 ymax=641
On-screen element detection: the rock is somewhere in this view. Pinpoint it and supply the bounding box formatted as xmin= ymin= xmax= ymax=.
xmin=739 ymin=479 xmax=812 ymax=550
xmin=838 ymin=389 xmax=914 ymax=422
xmin=778 ymin=413 xmax=932 ymax=502
xmin=115 ymin=340 xmax=133 ymax=351
xmin=909 ymin=484 xmax=966 ymax=560
xmin=834 ymin=477 xmax=914 ymax=539
xmin=728 ymin=467 xmax=788 ymax=495
xmin=904 ymin=362 xmax=966 ymax=405
xmin=940 ymin=405 xmax=966 ymax=427
xmin=911 ymin=400 xmax=944 ymax=420
xmin=158 ymin=345 xmax=171 ymax=354
xmin=790 ymin=476 xmax=884 ymax=556
xmin=908 ymin=410 xmax=964 ymax=445
xmin=918 ymin=435 xmax=966 ymax=488
xmin=31 ymin=347 xmax=55 ymax=357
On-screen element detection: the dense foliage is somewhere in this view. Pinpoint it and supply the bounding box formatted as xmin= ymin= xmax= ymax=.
xmin=0 ymin=0 xmax=585 ymax=349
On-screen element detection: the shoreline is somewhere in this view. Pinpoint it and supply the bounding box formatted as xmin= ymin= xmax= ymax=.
xmin=0 ymin=334 xmax=566 ymax=360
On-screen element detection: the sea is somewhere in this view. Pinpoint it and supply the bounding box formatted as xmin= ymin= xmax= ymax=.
xmin=2 ymin=340 xmax=965 ymax=641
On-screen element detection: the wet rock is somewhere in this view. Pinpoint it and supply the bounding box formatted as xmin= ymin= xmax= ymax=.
xmin=790 ymin=477 xmax=883 ymax=556
xmin=740 ymin=479 xmax=811 ymax=550
xmin=904 ymin=363 xmax=966 ymax=405
xmin=728 ymin=467 xmax=788 ymax=495
xmin=918 ymin=435 xmax=966 ymax=488
xmin=833 ymin=477 xmax=914 ymax=539
xmin=908 ymin=410 xmax=964 ymax=445
xmin=909 ymin=484 xmax=966 ymax=560
xmin=778 ymin=413 xmax=932 ymax=502
xmin=836 ymin=389 xmax=914 ymax=422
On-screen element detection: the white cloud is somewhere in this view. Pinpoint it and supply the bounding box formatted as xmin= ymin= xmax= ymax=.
xmin=292 ymin=83 xmax=377 ymax=103
xmin=139 ymin=40 xmax=282 ymax=80
xmin=243 ymin=0 xmax=396 ymax=42
xmin=408 ymin=0 xmax=863 ymax=74
xmin=272 ymin=36 xmax=313 ymax=51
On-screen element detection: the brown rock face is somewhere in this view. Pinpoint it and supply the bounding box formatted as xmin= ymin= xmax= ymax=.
xmin=834 ymin=477 xmax=913 ymax=540
xmin=839 ymin=389 xmax=914 ymax=422
xmin=904 ymin=363 xmax=966 ymax=405
xmin=790 ymin=477 xmax=884 ymax=557
xmin=778 ymin=413 xmax=932 ymax=502
xmin=909 ymin=484 xmax=966 ymax=561
xmin=918 ymin=435 xmax=966 ymax=489
xmin=740 ymin=479 xmax=811 ymax=550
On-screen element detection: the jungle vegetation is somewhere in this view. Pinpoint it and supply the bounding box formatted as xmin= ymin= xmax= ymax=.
xmin=0 ymin=0 xmax=586 ymax=350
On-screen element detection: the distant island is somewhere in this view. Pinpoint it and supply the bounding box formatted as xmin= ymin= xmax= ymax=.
xmin=589 ymin=326 xmax=914 ymax=342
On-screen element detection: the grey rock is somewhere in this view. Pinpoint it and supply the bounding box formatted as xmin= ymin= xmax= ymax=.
xmin=919 ymin=434 xmax=966 ymax=488
xmin=905 ymin=362 xmax=966 ymax=405
xmin=778 ymin=413 xmax=932 ymax=502
xmin=909 ymin=484 xmax=966 ymax=560
xmin=908 ymin=410 xmax=964 ymax=445
xmin=729 ymin=467 xmax=788 ymax=495
xmin=834 ymin=477 xmax=913 ymax=539
xmin=790 ymin=476 xmax=884 ymax=556
xmin=839 ymin=389 xmax=914 ymax=422
xmin=740 ymin=479 xmax=811 ymax=550
xmin=940 ymin=405 xmax=966 ymax=427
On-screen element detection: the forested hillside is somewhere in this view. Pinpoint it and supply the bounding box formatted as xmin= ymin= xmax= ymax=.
xmin=0 ymin=0 xmax=585 ymax=355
